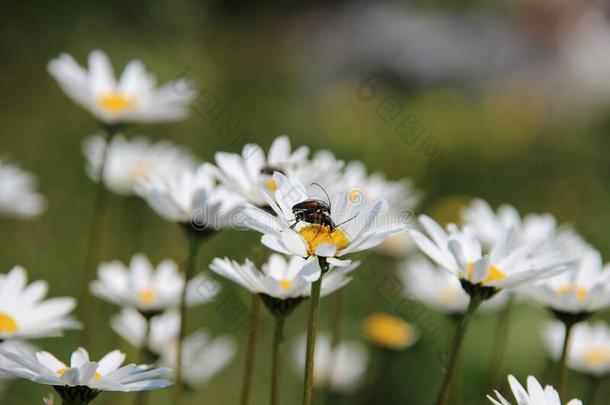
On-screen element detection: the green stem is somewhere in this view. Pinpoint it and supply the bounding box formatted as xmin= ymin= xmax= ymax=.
xmin=173 ymin=233 xmax=202 ymax=405
xmin=240 ymin=294 xmax=262 ymax=405
xmin=82 ymin=126 xmax=114 ymax=348
xmin=489 ymin=296 xmax=514 ymax=388
xmin=302 ymin=258 xmax=327 ymax=405
xmin=435 ymin=295 xmax=482 ymax=405
xmin=270 ymin=314 xmax=286 ymax=405
xmin=585 ymin=375 xmax=601 ymax=405
xmin=321 ymin=290 xmax=344 ymax=405
xmin=558 ymin=321 xmax=575 ymax=399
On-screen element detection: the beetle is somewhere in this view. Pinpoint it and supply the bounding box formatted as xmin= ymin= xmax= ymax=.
xmin=290 ymin=183 xmax=357 ymax=236
xmin=291 ymin=198 xmax=335 ymax=231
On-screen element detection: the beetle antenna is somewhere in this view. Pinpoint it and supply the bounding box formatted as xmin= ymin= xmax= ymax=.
xmin=311 ymin=182 xmax=331 ymax=209
xmin=335 ymin=211 xmax=359 ymax=227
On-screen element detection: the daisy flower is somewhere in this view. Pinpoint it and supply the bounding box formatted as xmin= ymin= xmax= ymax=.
xmin=0 ymin=346 xmax=172 ymax=404
xmin=0 ymin=159 xmax=46 ymax=219
xmin=400 ymin=255 xmax=509 ymax=315
xmin=47 ymin=50 xmax=196 ymax=125
xmin=242 ymin=173 xmax=406 ymax=281
xmin=90 ymin=253 xmax=219 ymax=317
xmin=335 ymin=160 xmax=422 ymax=258
xmin=409 ymin=215 xmax=569 ymax=300
xmin=82 ymin=134 xmax=198 ymax=196
xmin=362 ymin=313 xmax=418 ymax=350
xmin=291 ymin=333 xmax=368 ymax=393
xmin=520 ymin=249 xmax=610 ymax=317
xmin=136 ymin=164 xmax=244 ymax=231
xmin=210 ymin=254 xmax=357 ymax=300
xmin=488 ymin=375 xmax=582 ymax=405
xmin=0 ymin=266 xmax=79 ymax=340
xmin=543 ymin=321 xmax=610 ymax=377
xmin=212 ymin=135 xmax=310 ymax=206
xmin=111 ymin=308 xmax=236 ymax=388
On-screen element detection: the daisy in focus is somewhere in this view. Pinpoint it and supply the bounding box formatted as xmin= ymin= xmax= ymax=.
xmin=0 ymin=266 xmax=79 ymax=340
xmin=362 ymin=313 xmax=418 ymax=350
xmin=90 ymin=253 xmax=219 ymax=317
xmin=111 ymin=309 xmax=236 ymax=389
xmin=0 ymin=346 xmax=172 ymax=404
xmin=488 ymin=375 xmax=582 ymax=405
xmin=136 ymin=164 xmax=244 ymax=231
xmin=409 ymin=215 xmax=570 ymax=300
xmin=291 ymin=333 xmax=368 ymax=393
xmin=0 ymin=159 xmax=46 ymax=219
xmin=400 ymin=255 xmax=509 ymax=315
xmin=543 ymin=321 xmax=610 ymax=377
xmin=47 ymin=50 xmax=196 ymax=125
xmin=82 ymin=134 xmax=198 ymax=196
xmin=520 ymin=249 xmax=610 ymax=317
xmin=242 ymin=173 xmax=406 ymax=280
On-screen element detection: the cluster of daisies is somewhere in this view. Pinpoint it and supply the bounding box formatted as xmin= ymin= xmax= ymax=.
xmin=0 ymin=48 xmax=608 ymax=405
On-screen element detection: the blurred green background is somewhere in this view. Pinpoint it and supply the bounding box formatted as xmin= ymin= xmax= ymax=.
xmin=2 ymin=0 xmax=610 ymax=403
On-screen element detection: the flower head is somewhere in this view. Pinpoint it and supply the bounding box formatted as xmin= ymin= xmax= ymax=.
xmin=90 ymin=253 xmax=219 ymax=316
xmin=0 ymin=266 xmax=79 ymax=340
xmin=543 ymin=321 xmax=610 ymax=377
xmin=409 ymin=215 xmax=569 ymax=298
xmin=291 ymin=333 xmax=368 ymax=393
xmin=242 ymin=173 xmax=405 ymax=280
xmin=82 ymin=134 xmax=198 ymax=196
xmin=400 ymin=255 xmax=509 ymax=315
xmin=488 ymin=375 xmax=582 ymax=405
xmin=0 ymin=346 xmax=171 ymax=403
xmin=0 ymin=159 xmax=46 ymax=219
xmin=362 ymin=313 xmax=418 ymax=350
xmin=48 ymin=50 xmax=196 ymax=125
xmin=210 ymin=254 xmax=357 ymax=300
xmin=521 ymin=249 xmax=610 ymax=315
xmin=136 ymin=164 xmax=244 ymax=230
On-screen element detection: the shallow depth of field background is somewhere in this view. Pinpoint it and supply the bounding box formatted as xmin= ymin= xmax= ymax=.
xmin=2 ymin=0 xmax=610 ymax=403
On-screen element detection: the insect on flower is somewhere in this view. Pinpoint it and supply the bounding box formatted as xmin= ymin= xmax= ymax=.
xmin=290 ymin=183 xmax=357 ymax=239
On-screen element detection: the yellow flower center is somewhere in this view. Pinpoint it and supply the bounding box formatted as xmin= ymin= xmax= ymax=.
xmin=266 ymin=179 xmax=278 ymax=193
xmin=298 ymin=224 xmax=350 ymax=255
xmin=466 ymin=262 xmax=506 ymax=285
xmin=129 ymin=161 xmax=151 ymax=183
xmin=582 ymin=348 xmax=610 ymax=365
xmin=98 ymin=92 xmax=133 ymax=113
xmin=278 ymin=279 xmax=292 ymax=291
xmin=556 ymin=285 xmax=588 ymax=301
xmin=0 ymin=312 xmax=18 ymax=334
xmin=58 ymin=368 xmax=102 ymax=381
xmin=363 ymin=313 xmax=414 ymax=350
xmin=138 ymin=288 xmax=157 ymax=306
